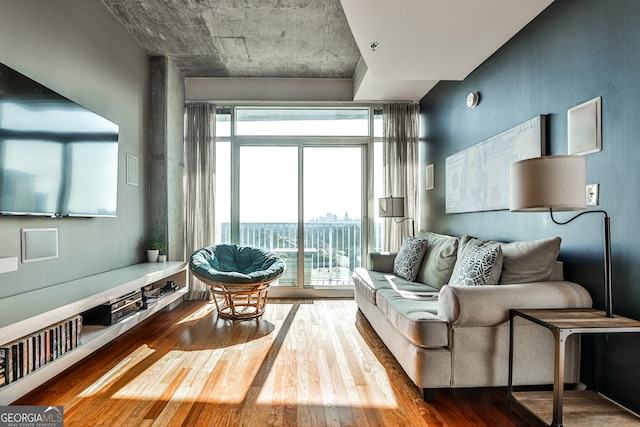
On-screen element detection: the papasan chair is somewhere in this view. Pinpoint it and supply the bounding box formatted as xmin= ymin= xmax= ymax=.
xmin=190 ymin=244 xmax=286 ymax=320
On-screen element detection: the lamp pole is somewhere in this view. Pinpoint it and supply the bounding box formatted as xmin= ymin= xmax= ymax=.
xmin=603 ymin=215 xmax=612 ymax=318
xmin=551 ymin=209 xmax=613 ymax=318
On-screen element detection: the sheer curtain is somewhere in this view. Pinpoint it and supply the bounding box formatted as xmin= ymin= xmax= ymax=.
xmin=382 ymin=103 xmax=419 ymax=251
xmin=184 ymin=103 xmax=216 ymax=300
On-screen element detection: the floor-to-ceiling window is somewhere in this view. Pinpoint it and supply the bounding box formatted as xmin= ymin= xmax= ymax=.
xmin=240 ymin=145 xmax=299 ymax=287
xmin=303 ymin=145 xmax=362 ymax=288
xmin=214 ymin=105 xmax=383 ymax=296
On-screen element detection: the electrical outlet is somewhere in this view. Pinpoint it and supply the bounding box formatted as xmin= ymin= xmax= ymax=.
xmin=586 ymin=184 xmax=599 ymax=206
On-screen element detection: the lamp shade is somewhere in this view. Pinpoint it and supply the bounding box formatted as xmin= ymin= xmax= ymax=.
xmin=379 ymin=197 xmax=405 ymax=218
xmin=510 ymin=155 xmax=587 ymax=212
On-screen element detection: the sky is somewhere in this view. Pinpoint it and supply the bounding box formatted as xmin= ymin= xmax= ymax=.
xmin=217 ymin=145 xmax=364 ymax=223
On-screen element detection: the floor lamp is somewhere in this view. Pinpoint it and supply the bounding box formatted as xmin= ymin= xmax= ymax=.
xmin=379 ymin=196 xmax=415 ymax=236
xmin=510 ymin=155 xmax=613 ymax=317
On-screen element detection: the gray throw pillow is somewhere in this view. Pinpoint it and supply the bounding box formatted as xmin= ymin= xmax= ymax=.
xmin=415 ymin=231 xmax=459 ymax=288
xmin=499 ymin=236 xmax=561 ymax=284
xmin=451 ymin=245 xmax=503 ymax=286
xmin=393 ymin=236 xmax=428 ymax=281
xmin=452 ymin=235 xmax=562 ymax=285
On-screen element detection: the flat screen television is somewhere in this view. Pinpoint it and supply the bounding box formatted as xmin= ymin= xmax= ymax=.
xmin=0 ymin=62 xmax=119 ymax=217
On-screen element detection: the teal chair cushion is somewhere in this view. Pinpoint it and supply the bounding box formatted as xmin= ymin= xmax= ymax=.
xmin=190 ymin=244 xmax=285 ymax=284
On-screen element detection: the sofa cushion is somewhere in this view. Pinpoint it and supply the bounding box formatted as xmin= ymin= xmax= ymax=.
xmin=368 ymin=252 xmax=397 ymax=273
xmin=393 ymin=236 xmax=428 ymax=281
xmin=452 ymin=235 xmax=561 ymax=285
xmin=353 ymin=267 xmax=393 ymax=304
xmin=376 ymin=288 xmax=447 ymax=348
xmin=353 ymin=267 xmax=440 ymax=305
xmin=499 ymin=236 xmax=561 ymax=284
xmin=451 ymin=245 xmax=503 ymax=286
xmin=415 ymin=231 xmax=459 ymax=289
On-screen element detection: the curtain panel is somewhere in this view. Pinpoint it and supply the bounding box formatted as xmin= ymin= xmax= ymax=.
xmin=184 ymin=103 xmax=216 ymax=300
xmin=382 ymin=103 xmax=419 ymax=251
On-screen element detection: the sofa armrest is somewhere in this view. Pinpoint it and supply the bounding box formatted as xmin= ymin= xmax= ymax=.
xmin=368 ymin=252 xmax=397 ymax=273
xmin=438 ymin=281 xmax=593 ymax=327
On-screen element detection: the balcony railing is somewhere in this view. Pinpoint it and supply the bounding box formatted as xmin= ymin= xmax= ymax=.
xmin=216 ymin=222 xmax=383 ymax=287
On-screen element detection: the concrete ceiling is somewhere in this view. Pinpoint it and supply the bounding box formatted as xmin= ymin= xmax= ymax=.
xmin=101 ymin=0 xmax=553 ymax=101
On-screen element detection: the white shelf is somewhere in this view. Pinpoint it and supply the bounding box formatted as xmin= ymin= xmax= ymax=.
xmin=0 ymin=262 xmax=188 ymax=405
xmin=0 ymin=262 xmax=187 ymax=344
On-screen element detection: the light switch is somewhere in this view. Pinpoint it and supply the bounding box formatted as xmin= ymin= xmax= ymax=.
xmin=586 ymin=184 xmax=599 ymax=206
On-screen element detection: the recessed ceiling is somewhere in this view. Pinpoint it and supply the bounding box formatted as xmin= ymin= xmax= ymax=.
xmin=101 ymin=0 xmax=554 ymax=101
xmin=343 ymin=0 xmax=554 ymax=81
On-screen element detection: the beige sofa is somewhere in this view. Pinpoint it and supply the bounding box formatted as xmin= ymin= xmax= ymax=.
xmin=353 ymin=231 xmax=593 ymax=400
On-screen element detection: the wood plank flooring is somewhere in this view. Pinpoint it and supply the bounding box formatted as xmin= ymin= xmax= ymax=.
xmin=512 ymin=390 xmax=640 ymax=426
xmin=15 ymin=299 xmax=543 ymax=426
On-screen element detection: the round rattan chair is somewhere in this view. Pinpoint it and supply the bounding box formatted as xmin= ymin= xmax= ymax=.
xmin=190 ymin=244 xmax=285 ymax=320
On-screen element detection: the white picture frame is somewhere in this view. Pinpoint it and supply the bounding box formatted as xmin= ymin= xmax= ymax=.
xmin=126 ymin=154 xmax=139 ymax=186
xmin=425 ymin=164 xmax=434 ymax=190
xmin=22 ymin=228 xmax=59 ymax=263
xmin=568 ymin=96 xmax=602 ymax=155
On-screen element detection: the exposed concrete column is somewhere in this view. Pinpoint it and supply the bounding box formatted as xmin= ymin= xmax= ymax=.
xmin=149 ymin=56 xmax=186 ymax=261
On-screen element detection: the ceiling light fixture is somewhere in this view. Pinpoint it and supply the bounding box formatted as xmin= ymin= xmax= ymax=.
xmin=369 ymin=42 xmax=379 ymax=51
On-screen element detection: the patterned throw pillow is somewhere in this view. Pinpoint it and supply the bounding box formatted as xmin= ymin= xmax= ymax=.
xmin=393 ymin=236 xmax=428 ymax=281
xmin=452 ymin=245 xmax=503 ymax=286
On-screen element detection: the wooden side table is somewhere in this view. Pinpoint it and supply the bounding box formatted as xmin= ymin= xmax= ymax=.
xmin=508 ymin=308 xmax=640 ymax=427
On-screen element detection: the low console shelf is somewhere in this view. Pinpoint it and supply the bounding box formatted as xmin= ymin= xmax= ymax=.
xmin=0 ymin=262 xmax=188 ymax=405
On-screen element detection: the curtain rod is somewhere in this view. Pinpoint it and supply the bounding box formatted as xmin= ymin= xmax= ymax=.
xmin=184 ymin=100 xmax=418 ymax=106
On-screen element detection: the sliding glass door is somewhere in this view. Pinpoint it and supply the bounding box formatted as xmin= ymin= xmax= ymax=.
xmin=303 ymin=146 xmax=362 ymax=288
xmin=239 ymin=146 xmax=299 ymax=287
xmin=237 ymin=144 xmax=363 ymax=290
xmin=215 ymin=106 xmax=376 ymax=295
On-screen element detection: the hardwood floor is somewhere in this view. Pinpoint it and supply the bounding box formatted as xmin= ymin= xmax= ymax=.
xmin=16 ymin=299 xmax=543 ymax=426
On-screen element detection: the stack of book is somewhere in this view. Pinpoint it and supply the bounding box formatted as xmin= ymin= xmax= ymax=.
xmin=0 ymin=315 xmax=82 ymax=387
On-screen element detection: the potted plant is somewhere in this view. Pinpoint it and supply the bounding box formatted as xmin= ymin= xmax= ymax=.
xmin=147 ymin=233 xmax=165 ymax=263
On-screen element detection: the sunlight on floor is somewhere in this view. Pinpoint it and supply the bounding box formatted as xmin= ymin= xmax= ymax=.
xmin=78 ymin=300 xmax=398 ymax=410
xmin=107 ymin=348 xmax=245 ymax=403
xmin=255 ymin=301 xmax=399 ymax=409
xmin=78 ymin=344 xmax=156 ymax=397
xmin=176 ymin=301 xmax=217 ymax=324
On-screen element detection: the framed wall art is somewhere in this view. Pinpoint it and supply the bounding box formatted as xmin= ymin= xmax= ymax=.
xmin=445 ymin=115 xmax=546 ymax=214
xmin=126 ymin=154 xmax=139 ymax=186
xmin=568 ymin=96 xmax=602 ymax=155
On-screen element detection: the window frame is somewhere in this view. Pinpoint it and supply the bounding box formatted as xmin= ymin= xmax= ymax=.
xmin=213 ymin=104 xmax=381 ymax=298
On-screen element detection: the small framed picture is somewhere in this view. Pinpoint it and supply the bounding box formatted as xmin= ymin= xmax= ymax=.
xmin=126 ymin=154 xmax=139 ymax=186
xmin=568 ymin=96 xmax=602 ymax=155
xmin=425 ymin=164 xmax=434 ymax=190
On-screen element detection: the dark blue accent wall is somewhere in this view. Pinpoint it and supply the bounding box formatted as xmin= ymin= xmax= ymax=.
xmin=420 ymin=0 xmax=640 ymax=412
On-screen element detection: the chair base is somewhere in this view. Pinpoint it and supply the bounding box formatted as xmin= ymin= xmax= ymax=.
xmin=209 ymin=281 xmax=271 ymax=320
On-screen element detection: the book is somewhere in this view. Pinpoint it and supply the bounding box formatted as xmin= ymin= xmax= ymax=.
xmin=0 ymin=347 xmax=7 ymax=387
xmin=0 ymin=314 xmax=85 ymax=386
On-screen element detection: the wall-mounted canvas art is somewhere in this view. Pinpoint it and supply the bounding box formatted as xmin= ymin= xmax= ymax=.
xmin=446 ymin=115 xmax=546 ymax=213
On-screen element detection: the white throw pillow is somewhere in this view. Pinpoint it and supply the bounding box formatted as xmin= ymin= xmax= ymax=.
xmin=451 ymin=245 xmax=503 ymax=286
xmin=393 ymin=236 xmax=428 ymax=282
